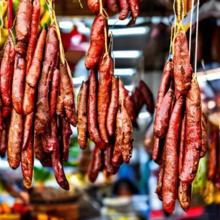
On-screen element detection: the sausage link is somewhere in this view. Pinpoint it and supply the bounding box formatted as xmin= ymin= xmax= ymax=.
xmin=0 ymin=32 xmax=15 ymax=106
xmin=98 ymin=56 xmax=112 ymax=143
xmin=21 ymin=131 xmax=34 ymax=189
xmin=22 ymin=112 xmax=34 ymax=150
xmin=8 ymin=109 xmax=23 ymax=169
xmin=173 ymin=31 xmax=193 ymax=99
xmin=77 ymin=81 xmax=89 ymax=149
xmin=162 ymin=96 xmax=184 ymax=213
xmin=35 ymin=27 xmax=59 ymax=133
xmin=85 ymin=14 xmax=106 ymax=70
xmin=62 ymin=117 xmax=72 ymax=162
xmin=107 ymin=76 xmax=119 ymax=136
xmin=12 ymin=54 xmax=26 ymax=115
xmin=88 ymin=70 xmax=101 ymax=142
xmin=154 ymin=87 xmax=175 ymax=138
xmin=180 ymin=78 xmax=202 ymax=183
xmin=88 ymin=144 xmax=103 ymax=182
xmin=200 ymin=113 xmax=208 ymax=158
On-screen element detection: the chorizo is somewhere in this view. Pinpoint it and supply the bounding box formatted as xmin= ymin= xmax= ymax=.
xmin=87 ymin=0 xmax=106 ymax=13
xmin=88 ymin=70 xmax=101 ymax=142
xmin=208 ymin=124 xmax=218 ymax=180
xmin=104 ymin=142 xmax=119 ymax=175
xmin=49 ymin=69 xmax=60 ymax=120
xmin=107 ymin=76 xmax=119 ymax=136
xmin=12 ymin=54 xmax=26 ymax=115
xmin=180 ymin=78 xmax=202 ymax=183
xmin=154 ymin=86 xmax=175 ymax=138
xmin=35 ymin=27 xmax=59 ymax=133
xmin=140 ymin=80 xmax=155 ymax=115
xmin=173 ymin=31 xmax=193 ymax=99
xmin=23 ymin=83 xmax=35 ymax=115
xmin=22 ymin=112 xmax=34 ymax=150
xmin=155 ymin=148 xmax=166 ymax=201
xmin=62 ymin=117 xmax=72 ymax=162
xmin=15 ymin=0 xmax=32 ymax=43
xmin=200 ymin=113 xmax=208 ymax=158
xmin=34 ymin=132 xmax=52 ymax=167
xmin=88 ymin=144 xmax=103 ymax=182
xmin=152 ymin=137 xmax=165 ymax=165
xmin=77 ymin=81 xmax=89 ymax=149
xmin=26 ymin=0 xmax=41 ymax=71
xmin=7 ymin=109 xmax=24 ymax=169
xmin=107 ymin=0 xmax=120 ymax=13
xmin=156 ymin=61 xmax=172 ymax=112
xmin=85 ymin=14 xmax=106 ymax=70
xmin=21 ymin=131 xmax=34 ymax=189
xmin=98 ymin=55 xmax=112 ymax=143
xmin=26 ymin=28 xmax=47 ymax=88
xmin=0 ymin=32 xmax=15 ymax=106
xmin=119 ymin=0 xmax=130 ymax=20
xmin=51 ymin=123 xmax=69 ymax=190
xmin=162 ymin=96 xmax=184 ymax=213
xmin=0 ymin=121 xmax=7 ymax=158
xmin=179 ymin=112 xmax=186 ymax=175
xmin=59 ymin=62 xmax=77 ymax=126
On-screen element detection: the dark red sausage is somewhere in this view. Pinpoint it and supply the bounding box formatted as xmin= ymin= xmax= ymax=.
xmin=173 ymin=31 xmax=193 ymax=99
xmin=179 ymin=112 xmax=186 ymax=175
xmin=200 ymin=113 xmax=208 ymax=158
xmin=7 ymin=109 xmax=24 ymax=169
xmin=87 ymin=144 xmax=103 ymax=182
xmin=88 ymin=70 xmax=101 ymax=142
xmin=77 ymin=81 xmax=89 ymax=149
xmin=21 ymin=131 xmax=34 ymax=189
xmin=51 ymin=125 xmax=69 ymax=190
xmin=98 ymin=56 xmax=112 ymax=143
xmin=180 ymin=78 xmax=202 ymax=183
xmin=118 ymin=0 xmax=130 ymax=20
xmin=85 ymin=14 xmax=106 ymax=70
xmin=139 ymin=80 xmax=155 ymax=115
xmin=12 ymin=54 xmax=26 ymax=115
xmin=35 ymin=27 xmax=59 ymax=133
xmin=62 ymin=117 xmax=72 ymax=162
xmin=162 ymin=96 xmax=184 ymax=213
xmin=49 ymin=69 xmax=60 ymax=120
xmin=22 ymin=112 xmax=34 ymax=150
xmin=107 ymin=76 xmax=119 ymax=136
xmin=154 ymin=87 xmax=175 ymax=138
xmin=0 ymin=32 xmax=15 ymax=106
xmin=26 ymin=0 xmax=41 ymax=71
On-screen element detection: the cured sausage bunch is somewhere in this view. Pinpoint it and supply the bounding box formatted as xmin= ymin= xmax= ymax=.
xmin=0 ymin=0 xmax=77 ymax=190
xmin=87 ymin=0 xmax=139 ymax=24
xmin=208 ymin=123 xmax=220 ymax=189
xmin=80 ymin=52 xmax=134 ymax=182
xmin=153 ymin=28 xmax=207 ymax=213
xmin=83 ymin=0 xmax=153 ymax=181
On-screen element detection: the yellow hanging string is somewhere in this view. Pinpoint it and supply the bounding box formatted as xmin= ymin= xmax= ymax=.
xmin=99 ymin=0 xmax=109 ymax=58
xmin=0 ymin=0 xmax=4 ymax=44
xmin=174 ymin=0 xmax=184 ymax=24
xmin=46 ymin=0 xmax=65 ymax=64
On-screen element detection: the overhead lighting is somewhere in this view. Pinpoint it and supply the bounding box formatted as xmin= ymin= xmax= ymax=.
xmin=114 ymin=68 xmax=135 ymax=76
xmin=198 ymin=72 xmax=220 ymax=81
xmin=108 ymin=17 xmax=147 ymax=26
xmin=124 ymin=85 xmax=133 ymax=92
xmin=73 ymin=76 xmax=85 ymax=85
xmin=59 ymin=20 xmax=73 ymax=29
xmin=113 ymin=50 xmax=142 ymax=59
xmin=109 ymin=27 xmax=149 ymax=36
xmin=138 ymin=112 xmax=151 ymax=119
xmin=208 ymin=100 xmax=216 ymax=109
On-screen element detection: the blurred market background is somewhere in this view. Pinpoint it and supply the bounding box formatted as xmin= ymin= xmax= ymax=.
xmin=0 ymin=0 xmax=220 ymax=219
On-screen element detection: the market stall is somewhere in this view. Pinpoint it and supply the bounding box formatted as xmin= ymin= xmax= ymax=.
xmin=0 ymin=0 xmax=219 ymax=219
